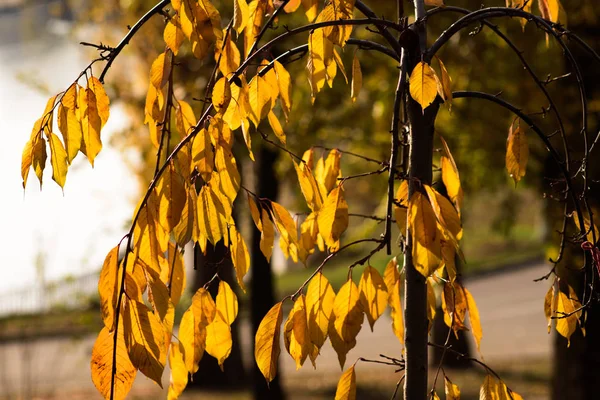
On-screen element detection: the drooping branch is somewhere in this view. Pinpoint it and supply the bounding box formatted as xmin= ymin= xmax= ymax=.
xmin=99 ymin=0 xmax=171 ymax=83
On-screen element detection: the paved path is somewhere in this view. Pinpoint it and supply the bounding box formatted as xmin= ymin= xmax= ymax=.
xmin=0 ymin=262 xmax=552 ymax=399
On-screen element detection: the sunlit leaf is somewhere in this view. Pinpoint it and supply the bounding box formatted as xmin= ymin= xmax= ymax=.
xmin=273 ymin=60 xmax=292 ymax=120
xmin=205 ymin=314 xmax=233 ymax=370
xmin=409 ymin=61 xmax=439 ymax=111
xmin=255 ymin=301 xmax=283 ymax=382
xmin=91 ymin=326 xmax=136 ymax=400
xmin=506 ymin=120 xmax=528 ymax=185
xmin=464 ymin=287 xmax=482 ymax=353
xmin=98 ymin=245 xmax=120 ymax=330
xmin=317 ymin=186 xmax=349 ymax=249
xmin=409 ymin=192 xmax=442 ymax=277
xmin=284 ymin=294 xmax=312 ymax=369
xmin=167 ymin=340 xmax=188 ymax=400
xmin=212 ymin=77 xmax=232 ymax=113
xmin=332 ymin=280 xmax=364 ymax=352
xmin=334 ymin=365 xmax=356 ymax=400
xmin=233 ymin=0 xmax=249 ymax=33
xmin=306 ymin=272 xmax=335 ymax=365
xmin=444 ymin=376 xmax=461 ymax=400
xmin=358 ymin=266 xmax=388 ymax=330
xmin=439 ymin=136 xmax=463 ymax=214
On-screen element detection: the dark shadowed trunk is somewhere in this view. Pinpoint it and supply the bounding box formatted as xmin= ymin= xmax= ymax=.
xmin=251 ymin=146 xmax=285 ymax=400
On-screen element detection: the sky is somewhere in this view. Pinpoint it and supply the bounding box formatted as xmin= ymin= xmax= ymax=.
xmin=0 ymin=5 xmax=138 ymax=293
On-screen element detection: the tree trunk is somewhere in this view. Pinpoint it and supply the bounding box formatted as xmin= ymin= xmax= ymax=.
xmin=187 ymin=242 xmax=247 ymax=390
xmin=251 ymin=146 xmax=285 ymax=400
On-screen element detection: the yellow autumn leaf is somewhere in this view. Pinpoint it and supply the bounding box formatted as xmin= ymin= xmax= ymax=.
xmin=464 ymin=287 xmax=483 ymax=353
xmin=284 ymin=295 xmax=312 ymax=370
xmin=91 ymin=326 xmax=137 ymax=400
xmin=268 ymin=111 xmax=287 ymax=145
xmin=98 ymin=246 xmax=119 ymax=330
xmin=271 ymin=201 xmax=300 ymax=262
xmin=88 ymin=76 xmax=110 ymax=127
xmin=216 ymin=280 xmax=239 ymax=325
xmin=436 ymin=57 xmax=453 ymax=106
xmin=444 ymin=376 xmax=461 ymax=400
xmin=539 ymin=0 xmax=566 ymax=24
xmin=442 ymin=282 xmax=468 ymax=335
xmin=302 ymin=0 xmax=318 ymax=21
xmin=167 ymin=340 xmax=188 ymax=400
xmin=294 ymin=160 xmax=323 ymax=212
xmin=284 ymin=0 xmax=301 ymax=12
xmin=260 ymin=208 xmax=275 ymax=261
xmin=409 ymin=191 xmax=442 ymax=277
xmin=255 ymin=301 xmax=284 ymax=382
xmin=150 ymin=51 xmax=172 ymax=90
xmin=321 ymin=149 xmax=341 ymax=193
xmin=555 ymin=285 xmax=581 ymax=346
xmin=351 ymin=52 xmax=362 ymax=102
xmin=300 ymin=212 xmax=319 ymax=259
xmin=123 ymin=299 xmax=166 ymax=386
xmin=306 ymin=272 xmax=335 ymax=365
xmin=212 ymin=77 xmax=232 ymax=113
xmin=205 ymin=314 xmax=233 ymax=369
xmin=480 ymin=374 xmax=505 ymax=400
xmin=197 ymin=183 xmax=229 ymax=245
xmin=273 ymin=61 xmax=292 ymax=120
xmin=358 ymin=266 xmax=388 ymax=331
xmin=317 ymin=186 xmax=349 ymax=249
xmin=572 ymin=210 xmax=600 ymax=243
xmin=230 ymin=225 xmax=250 ymax=291
xmin=248 ymin=75 xmax=273 ymax=127
xmin=328 ymin=314 xmax=356 ymax=369
xmin=215 ymin=143 xmax=241 ymax=206
xmin=307 ymin=29 xmax=328 ymax=100
xmin=217 ymin=31 xmax=240 ymax=77
xmin=57 ymin=85 xmax=82 ymax=163
xmin=233 ymin=0 xmax=249 ymax=33
xmin=164 ymin=16 xmax=185 ymax=56
xmin=424 ymin=185 xmax=462 ymax=243
xmin=47 ymin=132 xmax=68 ymax=188
xmin=409 ymin=61 xmax=439 ymax=111
xmin=506 ymin=120 xmax=528 ymax=185
xmin=158 ymin=162 xmax=187 ymax=231
xmin=79 ymin=86 xmax=103 ymax=166
xmin=333 ymin=280 xmax=364 ymax=345
xmin=439 ymin=136 xmax=463 ymax=214
xmin=191 ymin=128 xmax=214 ymax=181
xmin=334 ymin=365 xmax=356 ymax=400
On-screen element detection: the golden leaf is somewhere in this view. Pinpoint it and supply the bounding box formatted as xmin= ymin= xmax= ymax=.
xmin=284 ymin=0 xmax=301 ymax=12
xmin=88 ymin=76 xmax=110 ymax=127
xmin=167 ymin=340 xmax=188 ymax=400
xmin=300 ymin=212 xmax=319 ymax=259
xmin=215 ymin=143 xmax=241 ymax=205
xmin=333 ymin=280 xmax=364 ymax=347
xmin=572 ymin=210 xmax=600 ymax=243
xmin=216 ymin=280 xmax=239 ymax=325
xmin=191 ymin=128 xmax=214 ymax=181
xmin=150 ymin=51 xmax=172 ymax=90
xmin=307 ymin=29 xmax=328 ymax=100
xmin=79 ymin=86 xmax=103 ymax=166
xmin=444 ymin=376 xmax=460 ymax=400
xmin=212 ymin=77 xmax=232 ymax=113
xmin=268 ymin=111 xmax=287 ymax=145
xmin=284 ymin=295 xmax=312 ymax=369
xmin=205 ymin=314 xmax=233 ymax=369
xmin=306 ymin=272 xmax=335 ymax=365
xmin=158 ymin=162 xmax=187 ymax=231
xmin=273 ymin=61 xmax=292 ymax=120
xmin=179 ymin=307 xmax=203 ymax=374
xmin=358 ymin=266 xmax=388 ymax=330
xmin=217 ymin=31 xmax=240 ymax=77
xmin=294 ymin=160 xmax=323 ymax=212
xmin=255 ymin=301 xmax=283 ymax=382
xmin=271 ymin=201 xmax=300 ymax=262
xmin=409 ymin=192 xmax=442 ymax=277
xmin=423 ymin=185 xmax=463 ymax=242
xmin=176 ymin=99 xmax=196 ymax=137
xmin=164 ymin=16 xmax=185 ymax=56
xmin=506 ymin=120 xmax=528 ymax=185
xmin=260 ymin=208 xmax=275 ymax=261
xmin=409 ymin=61 xmax=439 ymax=111
xmin=317 ymin=186 xmax=349 ymax=249
xmin=334 ymin=365 xmax=356 ymax=400
xmin=555 ymin=285 xmax=581 ymax=346
xmin=98 ymin=245 xmax=119 ymax=330
xmin=233 ymin=0 xmax=249 ymax=33
xmin=302 ymin=0 xmax=318 ymax=21
xmin=91 ymin=326 xmax=137 ymax=400
xmin=437 ymin=57 xmax=452 ymax=105
xmin=427 ymin=277 xmax=437 ymax=331
xmin=123 ymin=299 xmax=166 ymax=386
xmin=57 ymin=85 xmax=82 ymax=163
xmin=442 ymin=282 xmax=468 ymax=335
xmin=230 ymin=225 xmax=250 ymax=291
xmin=464 ymin=287 xmax=483 ymax=353
xmin=322 ymin=149 xmax=341 ymax=193
xmin=439 ymin=136 xmax=463 ymax=214
xmin=197 ymin=183 xmax=229 ymax=245
xmin=350 ymin=52 xmax=362 ymax=102
xmin=47 ymin=133 xmax=68 ymax=188
xmin=248 ymin=75 xmax=273 ymax=127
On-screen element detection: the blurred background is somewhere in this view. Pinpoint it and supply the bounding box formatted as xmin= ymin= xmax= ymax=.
xmin=1 ymin=0 xmax=599 ymax=399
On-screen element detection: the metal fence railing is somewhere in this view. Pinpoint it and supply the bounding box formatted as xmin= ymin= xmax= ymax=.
xmin=0 ymin=271 xmax=99 ymax=317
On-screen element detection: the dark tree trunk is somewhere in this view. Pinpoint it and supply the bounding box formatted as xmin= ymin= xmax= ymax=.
xmin=250 ymin=146 xmax=285 ymax=400
xmin=187 ymin=242 xmax=247 ymax=390
xmin=551 ymin=2 xmax=600 ymax=399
